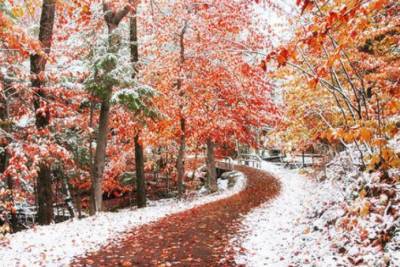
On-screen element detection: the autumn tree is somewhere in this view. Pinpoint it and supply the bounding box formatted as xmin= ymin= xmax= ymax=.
xmin=140 ymin=0 xmax=275 ymax=192
xmin=29 ymin=0 xmax=56 ymax=225
xmin=86 ymin=0 xmax=141 ymax=213
xmin=268 ymin=0 xmax=399 ymax=171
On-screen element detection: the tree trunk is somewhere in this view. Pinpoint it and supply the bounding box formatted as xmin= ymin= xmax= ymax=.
xmin=175 ymin=23 xmax=187 ymax=198
xmin=0 ymin=74 xmax=17 ymax=232
xmin=74 ymin=188 xmax=82 ymax=218
xmin=134 ymin=134 xmax=146 ymax=207
xmin=36 ymin=163 xmax=53 ymax=224
xmin=62 ymin=175 xmax=76 ymax=218
xmin=126 ymin=14 xmax=144 ymax=210
xmin=5 ymin=174 xmax=18 ymax=231
xmin=130 ymin=9 xmax=139 ymax=73
xmin=130 ymin=9 xmax=146 ymax=208
xmin=30 ymin=0 xmax=56 ymax=225
xmin=191 ymin=144 xmax=199 ymax=180
xmin=90 ymin=3 xmax=131 ymax=214
xmin=91 ymin=98 xmax=111 ymax=214
xmin=176 ymin=118 xmax=186 ymax=197
xmin=87 ymin=97 xmax=95 ymax=214
xmin=0 ymin=142 xmax=18 ymax=231
xmin=206 ymin=138 xmax=218 ymax=192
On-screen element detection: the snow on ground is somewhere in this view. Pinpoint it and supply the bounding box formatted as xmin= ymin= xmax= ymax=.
xmin=233 ymin=154 xmax=400 ymax=267
xmin=0 ymin=172 xmax=246 ymax=267
xmin=232 ymin=161 xmax=345 ymax=266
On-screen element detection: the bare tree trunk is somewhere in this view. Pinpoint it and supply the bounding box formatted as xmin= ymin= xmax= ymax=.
xmin=0 ymin=74 xmax=18 ymax=232
xmin=74 ymin=188 xmax=82 ymax=218
xmin=36 ymin=163 xmax=53 ymax=224
xmin=206 ymin=139 xmax=218 ymax=192
xmin=30 ymin=0 xmax=56 ymax=225
xmin=130 ymin=8 xmax=139 ymax=74
xmin=5 ymin=174 xmax=18 ymax=231
xmin=90 ymin=3 xmax=132 ymax=214
xmin=130 ymin=9 xmax=146 ymax=208
xmin=176 ymin=118 xmax=186 ymax=197
xmin=191 ymin=143 xmax=199 ymax=180
xmin=88 ymin=98 xmax=96 ymax=215
xmin=61 ymin=173 xmax=76 ymax=218
xmin=91 ymin=98 xmax=110 ymax=213
xmin=134 ymin=134 xmax=146 ymax=207
xmin=176 ymin=22 xmax=188 ymax=198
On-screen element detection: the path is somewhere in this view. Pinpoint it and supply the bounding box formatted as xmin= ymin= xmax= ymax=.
xmin=233 ymin=162 xmax=347 ymax=266
xmin=72 ymin=166 xmax=280 ymax=266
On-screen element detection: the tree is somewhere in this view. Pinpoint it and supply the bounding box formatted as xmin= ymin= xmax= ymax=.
xmin=30 ymin=0 xmax=56 ymax=225
xmin=140 ymin=0 xmax=275 ymax=192
xmin=267 ymin=0 xmax=399 ymax=172
xmin=90 ymin=1 xmax=136 ymax=214
xmin=130 ymin=8 xmax=146 ymax=208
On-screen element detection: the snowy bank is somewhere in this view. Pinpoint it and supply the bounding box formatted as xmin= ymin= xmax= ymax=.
xmin=0 ymin=172 xmax=246 ymax=267
xmin=232 ymin=161 xmax=345 ymax=266
xmin=233 ymin=155 xmax=400 ymax=266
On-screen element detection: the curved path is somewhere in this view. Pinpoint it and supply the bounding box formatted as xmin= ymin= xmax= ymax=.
xmin=72 ymin=166 xmax=280 ymax=266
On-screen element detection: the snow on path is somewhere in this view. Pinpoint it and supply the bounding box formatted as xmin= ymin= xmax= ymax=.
xmin=0 ymin=173 xmax=246 ymax=267
xmin=233 ymin=162 xmax=342 ymax=266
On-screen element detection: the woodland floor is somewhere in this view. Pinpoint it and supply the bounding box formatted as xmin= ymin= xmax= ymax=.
xmin=72 ymin=166 xmax=280 ymax=267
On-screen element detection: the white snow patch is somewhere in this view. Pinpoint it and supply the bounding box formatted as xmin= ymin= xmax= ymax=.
xmin=15 ymin=115 xmax=34 ymax=128
xmin=233 ymin=161 xmax=344 ymax=266
xmin=218 ymin=178 xmax=229 ymax=191
xmin=0 ymin=173 xmax=246 ymax=267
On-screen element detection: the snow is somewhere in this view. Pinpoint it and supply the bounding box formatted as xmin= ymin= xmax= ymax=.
xmin=232 ymin=161 xmax=345 ymax=266
xmin=15 ymin=115 xmax=34 ymax=128
xmin=0 ymin=172 xmax=246 ymax=267
xmin=218 ymin=178 xmax=229 ymax=191
xmin=111 ymin=88 xmax=139 ymax=102
xmin=233 ymin=153 xmax=400 ymax=266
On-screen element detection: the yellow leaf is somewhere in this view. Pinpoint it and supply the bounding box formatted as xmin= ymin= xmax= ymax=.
xmin=343 ymin=132 xmax=354 ymax=143
xmin=359 ymin=127 xmax=373 ymax=142
xmin=389 ymin=158 xmax=400 ymax=168
xmin=326 ymin=51 xmax=340 ymax=68
xmin=325 ymin=129 xmax=334 ymax=142
xmin=12 ymin=6 xmax=24 ymax=18
xmin=368 ymin=154 xmax=380 ymax=170
xmin=81 ymin=5 xmax=90 ymax=15
xmin=359 ymin=189 xmax=367 ymax=199
xmin=381 ymin=148 xmax=394 ymax=161
xmin=336 ymin=128 xmax=345 ymax=138
xmin=359 ymin=202 xmax=370 ymax=217
xmin=308 ymin=78 xmax=319 ymax=90
xmin=372 ymin=138 xmax=387 ymax=147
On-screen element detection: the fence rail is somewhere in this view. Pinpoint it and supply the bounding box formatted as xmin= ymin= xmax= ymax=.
xmin=216 ymin=157 xmax=234 ymax=171
xmin=237 ymin=154 xmax=262 ymax=169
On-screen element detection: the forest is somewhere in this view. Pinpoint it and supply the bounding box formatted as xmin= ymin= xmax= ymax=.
xmin=0 ymin=0 xmax=399 ymax=266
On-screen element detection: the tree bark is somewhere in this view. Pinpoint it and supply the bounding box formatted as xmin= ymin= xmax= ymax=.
xmin=90 ymin=3 xmax=132 ymax=214
xmin=206 ymin=138 xmax=218 ymax=192
xmin=36 ymin=163 xmax=53 ymax=224
xmin=30 ymin=0 xmax=56 ymax=225
xmin=130 ymin=9 xmax=139 ymax=72
xmin=130 ymin=10 xmax=146 ymax=208
xmin=134 ymin=134 xmax=146 ymax=207
xmin=91 ymin=97 xmax=111 ymax=214
xmin=88 ymin=97 xmax=96 ymax=215
xmin=176 ymin=22 xmax=188 ymax=198
xmin=176 ymin=118 xmax=186 ymax=197
xmin=0 ymin=74 xmax=18 ymax=232
xmin=61 ymin=172 xmax=76 ymax=218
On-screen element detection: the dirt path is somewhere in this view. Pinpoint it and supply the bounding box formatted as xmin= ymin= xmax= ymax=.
xmin=72 ymin=166 xmax=280 ymax=267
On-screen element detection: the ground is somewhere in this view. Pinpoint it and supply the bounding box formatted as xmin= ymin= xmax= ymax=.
xmin=4 ymin=162 xmax=396 ymax=266
xmin=72 ymin=166 xmax=280 ymax=266
xmin=233 ymin=162 xmax=342 ymax=266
